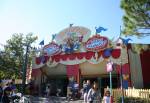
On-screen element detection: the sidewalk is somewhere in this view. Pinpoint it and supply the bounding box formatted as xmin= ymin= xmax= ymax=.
xmin=30 ymin=96 xmax=85 ymax=103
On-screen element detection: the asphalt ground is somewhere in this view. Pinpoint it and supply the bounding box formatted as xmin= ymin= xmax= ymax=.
xmin=30 ymin=96 xmax=85 ymax=103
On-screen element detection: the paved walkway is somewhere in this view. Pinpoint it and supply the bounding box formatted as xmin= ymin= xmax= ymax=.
xmin=30 ymin=96 xmax=85 ymax=103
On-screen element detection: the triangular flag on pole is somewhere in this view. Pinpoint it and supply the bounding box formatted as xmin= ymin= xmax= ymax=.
xmin=39 ymin=40 xmax=44 ymax=45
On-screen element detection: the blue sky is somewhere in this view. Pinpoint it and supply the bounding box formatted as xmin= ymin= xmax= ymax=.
xmin=0 ymin=0 xmax=149 ymax=48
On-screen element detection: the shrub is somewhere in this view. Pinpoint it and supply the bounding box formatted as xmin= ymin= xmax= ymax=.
xmin=117 ymin=97 xmax=150 ymax=103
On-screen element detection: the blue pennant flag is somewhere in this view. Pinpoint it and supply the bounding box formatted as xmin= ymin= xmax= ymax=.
xmin=120 ymin=38 xmax=132 ymax=46
xmin=95 ymin=26 xmax=107 ymax=34
xmin=39 ymin=40 xmax=44 ymax=45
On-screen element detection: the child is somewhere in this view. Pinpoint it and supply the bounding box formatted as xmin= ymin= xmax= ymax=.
xmin=102 ymin=90 xmax=110 ymax=103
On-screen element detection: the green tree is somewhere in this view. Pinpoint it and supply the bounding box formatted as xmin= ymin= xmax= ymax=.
xmin=121 ymin=0 xmax=150 ymax=53
xmin=121 ymin=0 xmax=150 ymax=36
xmin=131 ymin=44 xmax=150 ymax=54
xmin=0 ymin=33 xmax=37 ymax=79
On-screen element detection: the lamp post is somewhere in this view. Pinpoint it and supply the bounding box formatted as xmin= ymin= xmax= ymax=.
xmin=120 ymin=59 xmax=124 ymax=103
xmin=109 ymin=71 xmax=113 ymax=103
xmin=106 ymin=60 xmax=113 ymax=103
xmin=22 ymin=44 xmax=29 ymax=95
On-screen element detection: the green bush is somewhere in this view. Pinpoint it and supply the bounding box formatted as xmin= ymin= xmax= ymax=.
xmin=117 ymin=97 xmax=150 ymax=103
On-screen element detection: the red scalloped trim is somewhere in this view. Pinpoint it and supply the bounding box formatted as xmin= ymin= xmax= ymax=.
xmin=112 ymin=49 xmax=121 ymax=58
xmin=35 ymin=49 xmax=121 ymax=64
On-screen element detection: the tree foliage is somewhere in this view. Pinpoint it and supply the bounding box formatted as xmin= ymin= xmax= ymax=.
xmin=131 ymin=44 xmax=150 ymax=54
xmin=121 ymin=0 xmax=150 ymax=36
xmin=0 ymin=33 xmax=37 ymax=79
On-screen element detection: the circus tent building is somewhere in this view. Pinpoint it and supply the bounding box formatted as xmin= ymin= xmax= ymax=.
xmin=127 ymin=44 xmax=150 ymax=88
xmin=31 ymin=26 xmax=149 ymax=96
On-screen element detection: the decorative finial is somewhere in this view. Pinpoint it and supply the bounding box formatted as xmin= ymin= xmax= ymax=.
xmin=69 ymin=23 xmax=73 ymax=27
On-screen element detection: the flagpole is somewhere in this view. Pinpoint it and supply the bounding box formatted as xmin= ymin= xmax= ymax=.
xmin=119 ymin=26 xmax=122 ymax=37
xmin=120 ymin=26 xmax=124 ymax=103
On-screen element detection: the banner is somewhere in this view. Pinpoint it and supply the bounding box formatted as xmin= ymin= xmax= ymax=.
xmin=66 ymin=65 xmax=79 ymax=80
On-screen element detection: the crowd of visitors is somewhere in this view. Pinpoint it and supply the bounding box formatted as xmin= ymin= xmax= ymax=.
xmin=0 ymin=79 xmax=17 ymax=103
xmin=82 ymin=80 xmax=101 ymax=103
xmin=0 ymin=78 xmax=111 ymax=103
xmin=66 ymin=79 xmax=111 ymax=103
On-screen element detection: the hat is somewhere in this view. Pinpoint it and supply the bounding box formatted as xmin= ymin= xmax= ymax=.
xmin=4 ymin=87 xmax=12 ymax=91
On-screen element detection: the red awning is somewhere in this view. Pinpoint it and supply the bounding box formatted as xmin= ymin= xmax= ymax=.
xmin=35 ymin=49 xmax=121 ymax=64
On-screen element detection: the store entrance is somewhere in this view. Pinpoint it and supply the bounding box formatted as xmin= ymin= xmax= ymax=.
xmin=100 ymin=77 xmax=118 ymax=97
xmin=46 ymin=76 xmax=68 ymax=96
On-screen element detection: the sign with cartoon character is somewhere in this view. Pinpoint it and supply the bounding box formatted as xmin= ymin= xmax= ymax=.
xmin=55 ymin=26 xmax=91 ymax=54
xmin=43 ymin=42 xmax=61 ymax=56
xmin=85 ymin=35 xmax=109 ymax=52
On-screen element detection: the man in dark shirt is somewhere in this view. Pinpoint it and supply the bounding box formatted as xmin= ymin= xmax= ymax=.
xmin=83 ymin=80 xmax=91 ymax=102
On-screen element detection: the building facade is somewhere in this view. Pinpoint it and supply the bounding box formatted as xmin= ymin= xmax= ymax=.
xmin=31 ymin=26 xmax=149 ymax=96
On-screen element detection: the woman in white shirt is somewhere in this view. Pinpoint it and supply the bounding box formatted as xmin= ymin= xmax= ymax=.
xmin=87 ymin=82 xmax=101 ymax=103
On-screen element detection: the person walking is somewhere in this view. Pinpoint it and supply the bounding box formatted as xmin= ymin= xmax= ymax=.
xmin=66 ymin=80 xmax=74 ymax=101
xmin=80 ymin=80 xmax=86 ymax=99
xmin=83 ymin=80 xmax=91 ymax=103
xmin=87 ymin=82 xmax=101 ymax=103
xmin=46 ymin=84 xmax=51 ymax=97
xmin=72 ymin=81 xmax=79 ymax=99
